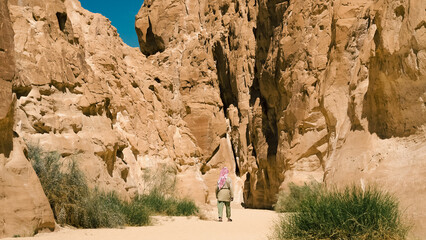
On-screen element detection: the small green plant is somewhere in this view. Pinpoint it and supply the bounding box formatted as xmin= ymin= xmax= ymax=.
xmin=274 ymin=181 xmax=323 ymax=212
xmin=272 ymin=185 xmax=409 ymax=240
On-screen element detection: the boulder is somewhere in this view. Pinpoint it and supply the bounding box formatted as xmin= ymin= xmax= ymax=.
xmin=0 ymin=140 xmax=55 ymax=238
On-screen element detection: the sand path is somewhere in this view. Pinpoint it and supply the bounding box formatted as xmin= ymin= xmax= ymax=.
xmin=8 ymin=206 xmax=278 ymax=240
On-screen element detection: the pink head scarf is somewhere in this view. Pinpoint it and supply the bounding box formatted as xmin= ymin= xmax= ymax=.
xmin=217 ymin=167 xmax=229 ymax=190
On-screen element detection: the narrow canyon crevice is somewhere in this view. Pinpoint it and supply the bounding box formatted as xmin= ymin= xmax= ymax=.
xmin=213 ymin=41 xmax=238 ymax=113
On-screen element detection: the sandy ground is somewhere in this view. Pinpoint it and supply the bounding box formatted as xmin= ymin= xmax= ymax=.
xmin=7 ymin=205 xmax=279 ymax=240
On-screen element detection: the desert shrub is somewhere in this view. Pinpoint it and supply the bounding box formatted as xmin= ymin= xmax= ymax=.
xmin=139 ymin=166 xmax=198 ymax=216
xmin=81 ymin=190 xmax=126 ymax=228
xmin=141 ymin=167 xmax=177 ymax=196
xmin=28 ymin=144 xmax=89 ymax=227
xmin=28 ymin=144 xmax=198 ymax=229
xmin=272 ymin=185 xmax=409 ymax=240
xmin=134 ymin=190 xmax=199 ymax=216
xmin=175 ymin=198 xmax=199 ymax=216
xmin=136 ymin=190 xmax=170 ymax=214
xmin=27 ymin=144 xmax=146 ymax=228
xmin=274 ymin=181 xmax=323 ymax=213
xmin=121 ymin=198 xmax=151 ymax=226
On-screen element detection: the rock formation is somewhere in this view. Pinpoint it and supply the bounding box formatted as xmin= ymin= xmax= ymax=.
xmin=0 ymin=140 xmax=56 ymax=238
xmin=1 ymin=0 xmax=425 ymax=237
xmin=7 ymin=0 xmax=215 ymax=204
xmin=1 ymin=0 xmax=220 ymax=237
xmin=0 ymin=0 xmax=15 ymax=157
xmin=1 ymin=1 xmax=55 ymax=237
xmin=136 ymin=0 xmax=256 ymax=205
xmin=136 ymin=0 xmax=426 ymax=236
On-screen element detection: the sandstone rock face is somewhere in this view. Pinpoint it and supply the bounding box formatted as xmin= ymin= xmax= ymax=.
xmin=136 ymin=0 xmax=257 ymax=204
xmin=0 ymin=140 xmax=55 ymax=238
xmin=137 ymin=0 xmax=426 ymax=236
xmin=1 ymin=0 xmax=55 ymax=237
xmin=246 ymin=0 xmax=426 ymax=208
xmin=1 ymin=1 xmax=55 ymax=237
xmin=0 ymin=0 xmax=15 ymax=157
xmin=252 ymin=2 xmax=426 ymax=236
xmin=326 ymin=129 xmax=426 ymax=237
xmin=2 ymin=0 xmax=425 ymax=237
xmin=7 ymin=0 xmax=208 ymax=207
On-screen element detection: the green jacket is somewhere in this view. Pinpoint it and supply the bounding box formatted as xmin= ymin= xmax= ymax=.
xmin=216 ymin=177 xmax=234 ymax=202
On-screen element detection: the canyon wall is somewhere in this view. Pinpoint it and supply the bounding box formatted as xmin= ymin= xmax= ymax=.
xmin=6 ymin=0 xmax=222 ymax=204
xmin=2 ymin=0 xmax=227 ymax=237
xmin=136 ymin=0 xmax=426 ymax=236
xmin=0 ymin=0 xmax=55 ymax=238
xmin=0 ymin=0 xmax=15 ymax=156
xmin=135 ymin=0 xmax=256 ymax=204
xmin=1 ymin=0 xmax=425 ymax=237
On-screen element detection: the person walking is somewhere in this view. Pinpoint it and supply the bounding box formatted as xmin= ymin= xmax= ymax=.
xmin=216 ymin=167 xmax=233 ymax=222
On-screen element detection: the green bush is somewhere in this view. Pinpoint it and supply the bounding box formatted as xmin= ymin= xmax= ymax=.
xmin=175 ymin=198 xmax=199 ymax=216
xmin=134 ymin=190 xmax=199 ymax=216
xmin=272 ymin=185 xmax=409 ymax=240
xmin=81 ymin=190 xmax=126 ymax=228
xmin=139 ymin=167 xmax=198 ymax=216
xmin=28 ymin=144 xmax=89 ymax=227
xmin=27 ymin=144 xmax=198 ymax=229
xmin=121 ymin=198 xmax=151 ymax=226
xmin=274 ymin=181 xmax=323 ymax=213
xmin=136 ymin=191 xmax=170 ymax=214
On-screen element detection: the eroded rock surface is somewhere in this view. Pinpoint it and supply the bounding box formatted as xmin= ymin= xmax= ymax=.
xmin=136 ymin=0 xmax=426 ymax=236
xmin=136 ymin=0 xmax=256 ymax=205
xmin=1 ymin=1 xmax=55 ymax=238
xmin=7 ymin=0 xmax=211 ymax=206
xmin=0 ymin=140 xmax=56 ymax=238
xmin=0 ymin=0 xmax=15 ymax=157
xmin=1 ymin=0 xmax=425 ymax=237
xmin=3 ymin=1 xmax=212 ymax=236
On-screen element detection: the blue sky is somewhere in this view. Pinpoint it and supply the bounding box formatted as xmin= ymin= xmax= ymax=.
xmin=80 ymin=0 xmax=144 ymax=47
